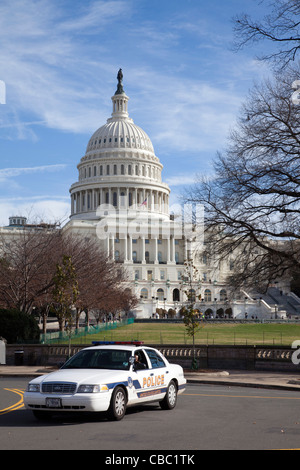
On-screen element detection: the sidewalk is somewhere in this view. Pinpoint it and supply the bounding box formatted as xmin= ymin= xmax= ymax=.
xmin=185 ymin=369 xmax=300 ymax=391
xmin=1 ymin=365 xmax=300 ymax=391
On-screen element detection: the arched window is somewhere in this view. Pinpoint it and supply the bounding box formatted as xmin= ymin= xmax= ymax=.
xmin=220 ymin=289 xmax=227 ymax=301
xmin=115 ymin=250 xmax=120 ymax=261
xmin=157 ymin=288 xmax=164 ymax=301
xmin=173 ymin=288 xmax=180 ymax=302
xmin=188 ymin=289 xmax=196 ymax=302
xmin=113 ymin=192 xmax=117 ymax=207
xmin=204 ymin=289 xmax=212 ymax=302
xmin=141 ymin=288 xmax=148 ymax=299
xmin=121 ymin=164 xmax=125 ymax=175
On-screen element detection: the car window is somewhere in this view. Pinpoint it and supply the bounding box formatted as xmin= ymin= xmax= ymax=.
xmin=145 ymin=349 xmax=166 ymax=369
xmin=62 ymin=349 xmax=131 ymax=370
xmin=134 ymin=349 xmax=149 ymax=369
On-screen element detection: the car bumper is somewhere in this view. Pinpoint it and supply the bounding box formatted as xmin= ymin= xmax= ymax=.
xmin=24 ymin=391 xmax=112 ymax=413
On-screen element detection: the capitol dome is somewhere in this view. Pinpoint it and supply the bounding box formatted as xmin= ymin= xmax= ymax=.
xmin=85 ymin=73 xmax=155 ymax=157
xmin=69 ymin=70 xmax=170 ymax=220
xmin=86 ymin=119 xmax=154 ymax=155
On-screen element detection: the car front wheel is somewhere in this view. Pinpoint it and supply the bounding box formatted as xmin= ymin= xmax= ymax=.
xmin=108 ymin=386 xmax=127 ymax=420
xmin=160 ymin=380 xmax=177 ymax=410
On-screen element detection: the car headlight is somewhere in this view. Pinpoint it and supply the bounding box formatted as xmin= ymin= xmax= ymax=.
xmin=27 ymin=383 xmax=40 ymax=392
xmin=77 ymin=384 xmax=109 ymax=393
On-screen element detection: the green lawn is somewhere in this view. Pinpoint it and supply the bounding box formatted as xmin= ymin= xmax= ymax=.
xmin=61 ymin=321 xmax=300 ymax=347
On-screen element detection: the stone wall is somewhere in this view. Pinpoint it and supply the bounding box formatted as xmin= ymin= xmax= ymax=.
xmin=4 ymin=343 xmax=300 ymax=372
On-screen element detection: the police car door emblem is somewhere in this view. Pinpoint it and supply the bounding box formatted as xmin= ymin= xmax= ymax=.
xmin=128 ymin=376 xmax=133 ymax=388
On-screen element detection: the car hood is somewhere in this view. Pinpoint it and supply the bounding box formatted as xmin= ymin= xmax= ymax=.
xmin=35 ymin=368 xmax=128 ymax=385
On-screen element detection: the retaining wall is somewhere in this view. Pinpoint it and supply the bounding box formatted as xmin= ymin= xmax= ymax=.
xmin=4 ymin=343 xmax=300 ymax=372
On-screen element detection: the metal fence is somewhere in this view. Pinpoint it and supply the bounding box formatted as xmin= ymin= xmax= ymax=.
xmin=40 ymin=318 xmax=134 ymax=344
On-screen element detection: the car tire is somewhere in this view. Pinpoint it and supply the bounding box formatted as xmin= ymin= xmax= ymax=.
xmin=108 ymin=386 xmax=127 ymax=421
xmin=160 ymin=380 xmax=177 ymax=410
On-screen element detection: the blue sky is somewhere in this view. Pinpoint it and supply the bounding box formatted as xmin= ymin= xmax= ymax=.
xmin=0 ymin=0 xmax=274 ymax=226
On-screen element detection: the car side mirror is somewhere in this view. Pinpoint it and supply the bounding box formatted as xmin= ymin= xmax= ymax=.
xmin=129 ymin=356 xmax=135 ymax=366
xmin=129 ymin=356 xmax=137 ymax=371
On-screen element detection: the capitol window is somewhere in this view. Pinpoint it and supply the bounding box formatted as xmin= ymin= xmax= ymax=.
xmin=157 ymin=288 xmax=164 ymax=301
xmin=141 ymin=288 xmax=148 ymax=299
xmin=204 ymin=289 xmax=212 ymax=302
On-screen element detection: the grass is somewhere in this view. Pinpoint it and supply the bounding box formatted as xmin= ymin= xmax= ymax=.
xmin=57 ymin=321 xmax=300 ymax=347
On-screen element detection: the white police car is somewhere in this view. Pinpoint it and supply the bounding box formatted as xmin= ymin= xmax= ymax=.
xmin=24 ymin=342 xmax=186 ymax=421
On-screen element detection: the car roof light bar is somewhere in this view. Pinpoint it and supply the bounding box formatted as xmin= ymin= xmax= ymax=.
xmin=92 ymin=341 xmax=144 ymax=346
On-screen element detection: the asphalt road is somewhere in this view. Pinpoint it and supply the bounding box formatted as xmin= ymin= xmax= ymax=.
xmin=1 ymin=377 xmax=300 ymax=451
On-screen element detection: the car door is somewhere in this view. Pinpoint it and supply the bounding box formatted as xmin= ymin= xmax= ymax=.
xmin=129 ymin=348 xmax=168 ymax=404
xmin=127 ymin=348 xmax=159 ymax=404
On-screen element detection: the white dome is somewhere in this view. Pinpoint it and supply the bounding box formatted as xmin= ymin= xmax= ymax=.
xmin=86 ymin=119 xmax=154 ymax=154
xmin=69 ymin=71 xmax=170 ymax=222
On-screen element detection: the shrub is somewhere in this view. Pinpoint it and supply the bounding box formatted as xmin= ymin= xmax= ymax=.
xmin=0 ymin=309 xmax=40 ymax=343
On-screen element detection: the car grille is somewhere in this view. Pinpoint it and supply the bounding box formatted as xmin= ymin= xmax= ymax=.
xmin=41 ymin=382 xmax=77 ymax=394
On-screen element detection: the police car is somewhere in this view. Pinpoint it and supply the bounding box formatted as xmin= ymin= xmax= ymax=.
xmin=24 ymin=342 xmax=186 ymax=421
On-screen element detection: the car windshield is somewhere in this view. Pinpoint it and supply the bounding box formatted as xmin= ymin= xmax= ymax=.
xmin=62 ymin=349 xmax=132 ymax=371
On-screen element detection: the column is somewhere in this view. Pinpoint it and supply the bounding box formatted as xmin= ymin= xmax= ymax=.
xmin=167 ymin=237 xmax=171 ymax=263
xmin=172 ymin=236 xmax=175 ymax=263
xmin=124 ymin=236 xmax=128 ymax=261
xmin=128 ymin=235 xmax=133 ymax=262
xmin=154 ymin=237 xmax=158 ymax=264
xmin=141 ymin=236 xmax=146 ymax=263
xmin=111 ymin=235 xmax=115 ymax=260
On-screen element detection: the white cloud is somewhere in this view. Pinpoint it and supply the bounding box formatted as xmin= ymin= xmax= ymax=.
xmin=165 ymin=175 xmax=197 ymax=187
xmin=0 ymin=197 xmax=70 ymax=227
xmin=0 ymin=164 xmax=67 ymax=178
xmin=0 ymin=164 xmax=67 ymax=184
xmin=0 ymin=0 xmax=131 ymax=137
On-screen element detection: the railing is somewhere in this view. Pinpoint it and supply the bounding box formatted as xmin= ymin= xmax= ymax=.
xmin=40 ymin=318 xmax=134 ymax=344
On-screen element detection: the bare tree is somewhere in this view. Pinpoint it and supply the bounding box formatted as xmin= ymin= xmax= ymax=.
xmin=233 ymin=0 xmax=300 ymax=69
xmin=186 ymin=67 xmax=300 ymax=291
xmin=0 ymin=227 xmax=61 ymax=314
xmin=56 ymin=234 xmax=138 ymax=328
xmin=0 ymin=228 xmax=137 ymax=334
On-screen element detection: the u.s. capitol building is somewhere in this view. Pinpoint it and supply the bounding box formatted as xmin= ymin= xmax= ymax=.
xmin=2 ymin=71 xmax=297 ymax=320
